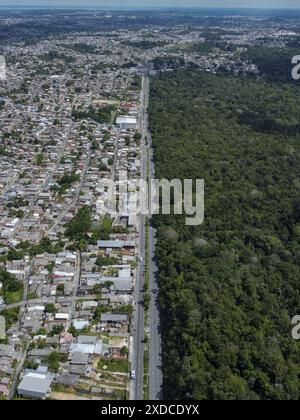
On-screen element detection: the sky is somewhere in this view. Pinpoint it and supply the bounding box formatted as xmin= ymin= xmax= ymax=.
xmin=0 ymin=0 xmax=299 ymax=10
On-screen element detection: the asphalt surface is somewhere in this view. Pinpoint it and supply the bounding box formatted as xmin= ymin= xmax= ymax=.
xmin=130 ymin=74 xmax=149 ymax=400
xmin=67 ymin=250 xmax=81 ymax=330
xmin=8 ymin=343 xmax=28 ymax=400
xmin=131 ymin=73 xmax=163 ymax=400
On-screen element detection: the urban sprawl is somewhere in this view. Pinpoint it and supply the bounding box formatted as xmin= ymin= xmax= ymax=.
xmin=0 ymin=10 xmax=298 ymax=400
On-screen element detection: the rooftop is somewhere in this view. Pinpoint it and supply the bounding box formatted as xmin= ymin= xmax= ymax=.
xmin=18 ymin=367 xmax=54 ymax=397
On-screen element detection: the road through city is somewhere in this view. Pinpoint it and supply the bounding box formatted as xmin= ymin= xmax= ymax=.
xmin=131 ymin=73 xmax=163 ymax=400
xmin=130 ymin=73 xmax=149 ymax=400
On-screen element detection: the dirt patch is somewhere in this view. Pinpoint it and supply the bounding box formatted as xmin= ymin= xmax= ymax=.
xmin=50 ymin=392 xmax=94 ymax=401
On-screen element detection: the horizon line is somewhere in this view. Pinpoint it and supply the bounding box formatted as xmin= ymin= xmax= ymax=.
xmin=0 ymin=5 xmax=300 ymax=11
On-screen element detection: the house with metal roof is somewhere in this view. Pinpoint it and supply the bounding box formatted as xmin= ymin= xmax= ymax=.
xmin=97 ymin=240 xmax=135 ymax=249
xmin=87 ymin=277 xmax=132 ymax=291
xmin=77 ymin=335 xmax=97 ymax=345
xmin=70 ymin=352 xmax=90 ymax=365
xmin=101 ymin=313 xmax=128 ymax=323
xmin=83 ymin=272 xmax=132 ymax=291
xmin=70 ymin=336 xmax=103 ymax=355
xmin=56 ymin=373 xmax=80 ymax=388
xmin=116 ymin=116 xmax=137 ymax=130
xmin=18 ymin=366 xmax=54 ymax=399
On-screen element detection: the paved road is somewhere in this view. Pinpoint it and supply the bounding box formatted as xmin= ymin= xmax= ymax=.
xmin=8 ymin=343 xmax=28 ymax=400
xmin=0 ymin=174 xmax=18 ymax=204
xmin=130 ymin=73 xmax=163 ymax=400
xmin=67 ymin=250 xmax=81 ymax=330
xmin=7 ymin=261 xmax=32 ymax=400
xmin=131 ymin=74 xmax=149 ymax=400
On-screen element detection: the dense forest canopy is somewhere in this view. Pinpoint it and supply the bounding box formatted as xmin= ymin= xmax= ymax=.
xmin=149 ymin=70 xmax=300 ymax=400
xmin=242 ymin=47 xmax=299 ymax=83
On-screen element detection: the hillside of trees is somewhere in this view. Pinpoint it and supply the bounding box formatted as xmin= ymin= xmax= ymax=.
xmin=242 ymin=47 xmax=299 ymax=83
xmin=149 ymin=70 xmax=300 ymax=400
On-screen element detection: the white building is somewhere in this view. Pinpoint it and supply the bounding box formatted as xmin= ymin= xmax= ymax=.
xmin=18 ymin=367 xmax=54 ymax=399
xmin=116 ymin=116 xmax=137 ymax=130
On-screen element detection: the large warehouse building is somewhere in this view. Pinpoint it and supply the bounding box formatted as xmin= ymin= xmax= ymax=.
xmin=116 ymin=116 xmax=137 ymax=130
xmin=18 ymin=366 xmax=54 ymax=399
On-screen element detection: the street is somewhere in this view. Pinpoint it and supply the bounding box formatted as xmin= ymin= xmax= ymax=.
xmin=131 ymin=72 xmax=163 ymax=400
xmin=130 ymin=73 xmax=148 ymax=400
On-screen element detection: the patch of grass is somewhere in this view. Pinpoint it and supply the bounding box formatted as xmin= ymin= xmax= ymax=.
xmin=97 ymin=358 xmax=129 ymax=374
xmin=114 ymin=389 xmax=128 ymax=400
xmin=102 ymin=336 xmax=109 ymax=345
xmin=52 ymin=384 xmax=75 ymax=394
xmin=5 ymin=288 xmax=23 ymax=304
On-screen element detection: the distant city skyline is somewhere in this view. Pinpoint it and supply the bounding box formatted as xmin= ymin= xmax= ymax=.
xmin=0 ymin=0 xmax=299 ymax=10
